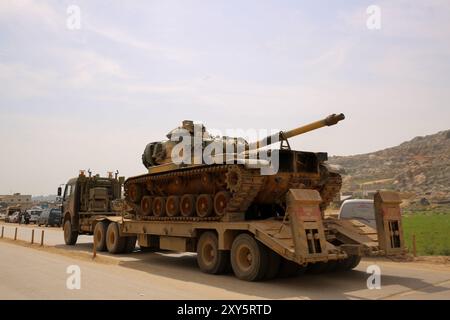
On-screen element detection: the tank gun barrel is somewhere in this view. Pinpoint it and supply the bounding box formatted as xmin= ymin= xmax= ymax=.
xmin=249 ymin=113 xmax=345 ymax=150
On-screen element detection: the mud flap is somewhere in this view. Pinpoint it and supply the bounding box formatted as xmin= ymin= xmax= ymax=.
xmin=286 ymin=189 xmax=328 ymax=263
xmin=374 ymin=191 xmax=405 ymax=255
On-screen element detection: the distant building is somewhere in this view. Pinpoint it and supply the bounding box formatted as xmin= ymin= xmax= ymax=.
xmin=0 ymin=193 xmax=32 ymax=206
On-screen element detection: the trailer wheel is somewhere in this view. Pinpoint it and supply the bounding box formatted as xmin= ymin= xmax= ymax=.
xmin=197 ymin=232 xmax=229 ymax=274
xmin=123 ymin=236 xmax=137 ymax=253
xmin=63 ymin=220 xmax=78 ymax=245
xmin=264 ymin=250 xmax=281 ymax=280
xmin=278 ymin=258 xmax=305 ymax=278
xmin=348 ymin=255 xmax=361 ymax=269
xmin=93 ymin=221 xmax=108 ymax=252
xmin=307 ymin=262 xmax=329 ymax=274
xmin=106 ymin=222 xmax=126 ymax=254
xmin=231 ymin=234 xmax=268 ymax=281
xmin=336 ymin=255 xmax=362 ymax=271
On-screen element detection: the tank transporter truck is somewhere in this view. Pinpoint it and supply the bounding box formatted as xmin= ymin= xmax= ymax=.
xmin=64 ymin=115 xmax=406 ymax=281
xmin=58 ymin=171 xmax=137 ymax=253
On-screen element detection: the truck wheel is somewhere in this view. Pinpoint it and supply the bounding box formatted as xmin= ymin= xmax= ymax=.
xmin=94 ymin=221 xmax=108 ymax=252
xmin=63 ymin=220 xmax=78 ymax=245
xmin=278 ymin=258 xmax=305 ymax=278
xmin=197 ymin=232 xmax=229 ymax=274
xmin=264 ymin=249 xmax=281 ymax=280
xmin=106 ymin=222 xmax=126 ymax=254
xmin=231 ymin=233 xmax=268 ymax=281
xmin=124 ymin=236 xmax=137 ymax=253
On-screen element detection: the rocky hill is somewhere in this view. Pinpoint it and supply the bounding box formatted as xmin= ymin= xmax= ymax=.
xmin=329 ymin=130 xmax=450 ymax=204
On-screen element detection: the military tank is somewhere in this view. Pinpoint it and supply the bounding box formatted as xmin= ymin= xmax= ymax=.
xmin=124 ymin=114 xmax=345 ymax=221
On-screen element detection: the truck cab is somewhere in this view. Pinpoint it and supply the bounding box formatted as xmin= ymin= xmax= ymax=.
xmin=58 ymin=171 xmax=125 ymax=245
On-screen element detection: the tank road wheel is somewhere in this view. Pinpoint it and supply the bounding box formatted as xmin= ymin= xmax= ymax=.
xmin=166 ymin=196 xmax=180 ymax=217
xmin=140 ymin=196 xmax=153 ymax=216
xmin=63 ymin=220 xmax=78 ymax=245
xmin=214 ymin=191 xmax=230 ymax=217
xmin=153 ymin=197 xmax=167 ymax=217
xmin=106 ymin=222 xmax=126 ymax=254
xmin=93 ymin=221 xmax=108 ymax=252
xmin=196 ymin=194 xmax=213 ymax=218
xmin=231 ymin=233 xmax=268 ymax=281
xmin=180 ymin=194 xmax=196 ymax=217
xmin=196 ymin=232 xmax=229 ymax=274
xmin=127 ymin=183 xmax=143 ymax=204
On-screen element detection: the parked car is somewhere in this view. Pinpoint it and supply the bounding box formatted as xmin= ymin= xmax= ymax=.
xmin=6 ymin=211 xmax=21 ymax=223
xmin=37 ymin=208 xmax=62 ymax=227
xmin=27 ymin=209 xmax=43 ymax=224
xmin=338 ymin=199 xmax=376 ymax=228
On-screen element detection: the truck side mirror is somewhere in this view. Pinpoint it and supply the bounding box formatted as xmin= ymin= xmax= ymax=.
xmin=57 ymin=187 xmax=62 ymax=197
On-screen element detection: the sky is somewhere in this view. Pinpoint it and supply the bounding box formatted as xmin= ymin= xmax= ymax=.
xmin=0 ymin=0 xmax=449 ymax=195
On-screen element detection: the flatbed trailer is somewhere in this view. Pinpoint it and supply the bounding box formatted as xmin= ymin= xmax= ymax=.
xmin=90 ymin=189 xmax=406 ymax=281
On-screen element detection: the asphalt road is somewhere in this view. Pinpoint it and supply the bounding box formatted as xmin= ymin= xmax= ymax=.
xmin=1 ymin=223 xmax=450 ymax=300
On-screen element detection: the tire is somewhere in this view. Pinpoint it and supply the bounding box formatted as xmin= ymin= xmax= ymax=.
xmin=94 ymin=221 xmax=108 ymax=252
xmin=124 ymin=236 xmax=137 ymax=253
xmin=307 ymin=262 xmax=329 ymax=274
xmin=166 ymin=196 xmax=180 ymax=217
xmin=336 ymin=255 xmax=362 ymax=271
xmin=196 ymin=232 xmax=229 ymax=274
xmin=63 ymin=220 xmax=78 ymax=245
xmin=278 ymin=258 xmax=305 ymax=278
xmin=264 ymin=250 xmax=281 ymax=280
xmin=106 ymin=222 xmax=126 ymax=254
xmin=230 ymin=234 xmax=268 ymax=281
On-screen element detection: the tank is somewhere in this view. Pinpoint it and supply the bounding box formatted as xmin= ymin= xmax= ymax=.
xmin=124 ymin=114 xmax=345 ymax=221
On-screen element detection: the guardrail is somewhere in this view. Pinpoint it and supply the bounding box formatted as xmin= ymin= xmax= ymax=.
xmin=0 ymin=225 xmax=45 ymax=246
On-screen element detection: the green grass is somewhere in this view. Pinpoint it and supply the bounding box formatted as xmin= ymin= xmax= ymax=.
xmin=403 ymin=211 xmax=450 ymax=256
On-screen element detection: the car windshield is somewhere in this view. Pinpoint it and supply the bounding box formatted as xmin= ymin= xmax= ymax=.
xmin=341 ymin=202 xmax=375 ymax=220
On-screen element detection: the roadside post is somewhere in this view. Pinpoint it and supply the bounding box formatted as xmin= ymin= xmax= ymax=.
xmin=14 ymin=227 xmax=18 ymax=240
xmin=31 ymin=229 xmax=35 ymax=244
xmin=40 ymin=230 xmax=44 ymax=246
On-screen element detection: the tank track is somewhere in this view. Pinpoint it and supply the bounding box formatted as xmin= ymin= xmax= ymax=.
xmin=125 ymin=165 xmax=342 ymax=222
xmin=125 ymin=164 xmax=266 ymax=222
